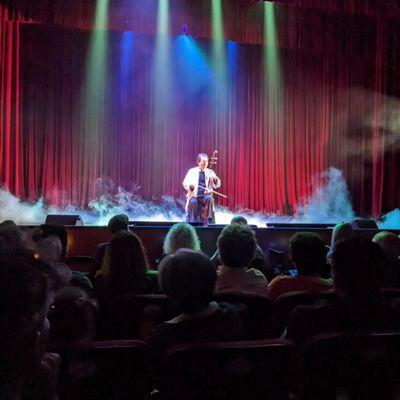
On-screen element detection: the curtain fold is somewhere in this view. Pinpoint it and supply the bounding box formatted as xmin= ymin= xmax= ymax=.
xmin=0 ymin=5 xmax=23 ymax=197
xmin=0 ymin=3 xmax=399 ymax=217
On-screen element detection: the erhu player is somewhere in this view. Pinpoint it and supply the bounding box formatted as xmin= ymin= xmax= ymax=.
xmin=183 ymin=153 xmax=221 ymax=225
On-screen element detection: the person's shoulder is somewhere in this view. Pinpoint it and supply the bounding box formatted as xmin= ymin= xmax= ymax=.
xmin=186 ymin=166 xmax=197 ymax=173
xmin=147 ymin=321 xmax=175 ymax=344
xmin=268 ymin=274 xmax=294 ymax=286
xmin=247 ymin=268 xmax=267 ymax=279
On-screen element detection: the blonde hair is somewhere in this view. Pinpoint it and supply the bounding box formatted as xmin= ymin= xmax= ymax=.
xmin=163 ymin=223 xmax=201 ymax=254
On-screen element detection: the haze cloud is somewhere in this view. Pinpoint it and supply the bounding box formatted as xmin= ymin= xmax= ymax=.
xmin=0 ymin=167 xmax=398 ymax=228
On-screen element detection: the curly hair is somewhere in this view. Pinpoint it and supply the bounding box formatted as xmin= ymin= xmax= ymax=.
xmin=163 ymin=223 xmax=201 ymax=254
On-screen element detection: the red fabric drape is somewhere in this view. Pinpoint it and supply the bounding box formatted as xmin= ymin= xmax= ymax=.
xmin=0 ymin=2 xmax=399 ymax=217
xmin=0 ymin=6 xmax=23 ymax=197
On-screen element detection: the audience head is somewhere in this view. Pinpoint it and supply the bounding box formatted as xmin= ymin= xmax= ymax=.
xmin=230 ymin=215 xmax=248 ymax=225
xmin=331 ymin=222 xmax=355 ymax=247
xmin=372 ymin=231 xmax=400 ymax=262
xmin=28 ymin=234 xmax=72 ymax=288
xmin=49 ymin=287 xmax=97 ymax=345
xmin=0 ymin=220 xmax=24 ymax=255
xmin=107 ymin=231 xmax=148 ymax=293
xmin=31 ymin=224 xmax=68 ymax=259
xmin=163 ymin=222 xmax=201 ymax=254
xmin=331 ymin=238 xmax=384 ymax=300
xmin=33 ymin=235 xmax=63 ymax=263
xmin=159 ymin=249 xmax=216 ymax=314
xmin=289 ymin=232 xmax=327 ymax=276
xmin=217 ymin=223 xmax=256 ymax=269
xmin=108 ymin=214 xmax=129 ymax=235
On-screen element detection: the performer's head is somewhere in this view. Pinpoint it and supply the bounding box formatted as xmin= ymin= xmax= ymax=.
xmin=196 ymin=153 xmax=209 ymax=171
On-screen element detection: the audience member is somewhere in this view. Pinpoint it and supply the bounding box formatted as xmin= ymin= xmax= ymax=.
xmin=372 ymin=231 xmax=400 ymax=288
xmin=0 ymin=251 xmax=59 ymax=400
xmin=30 ymin=234 xmax=72 ymax=288
xmin=31 ymin=224 xmax=69 ymax=259
xmin=163 ymin=222 xmax=201 ymax=254
xmin=48 ymin=287 xmax=98 ymax=346
xmin=215 ymin=223 xmax=268 ymax=296
xmin=330 ymin=222 xmax=355 ymax=248
xmin=0 ymin=220 xmax=25 ymax=255
xmin=286 ymin=238 xmax=400 ymax=345
xmin=210 ymin=216 xmax=265 ymax=272
xmin=268 ymin=233 xmax=332 ymax=301
xmin=94 ymin=214 xmax=130 ymax=268
xmin=148 ymin=249 xmax=241 ymax=357
xmin=95 ymin=231 xmax=151 ymax=299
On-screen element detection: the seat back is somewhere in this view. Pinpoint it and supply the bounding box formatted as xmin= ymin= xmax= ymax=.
xmin=274 ymin=290 xmax=337 ymax=334
xmin=98 ymin=294 xmax=176 ymax=339
xmin=160 ymin=339 xmax=296 ymax=400
xmin=64 ymin=256 xmax=97 ymax=273
xmin=54 ymin=340 xmax=150 ymax=400
xmin=213 ymin=293 xmax=275 ymax=339
xmin=381 ymin=288 xmax=400 ymax=303
xmin=299 ymin=331 xmax=400 ymax=400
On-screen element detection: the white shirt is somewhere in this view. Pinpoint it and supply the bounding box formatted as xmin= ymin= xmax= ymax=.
xmin=182 ymin=167 xmax=221 ymax=197
xmin=216 ymin=265 xmax=269 ymax=297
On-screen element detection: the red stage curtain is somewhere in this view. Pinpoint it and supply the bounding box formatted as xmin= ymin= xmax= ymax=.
xmin=0 ymin=3 xmax=399 ymax=217
xmin=0 ymin=6 xmax=23 ymax=197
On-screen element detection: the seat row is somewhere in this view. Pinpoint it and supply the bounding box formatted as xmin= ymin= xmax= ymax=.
xmin=97 ymin=289 xmax=400 ymax=340
xmin=52 ymin=331 xmax=400 ymax=400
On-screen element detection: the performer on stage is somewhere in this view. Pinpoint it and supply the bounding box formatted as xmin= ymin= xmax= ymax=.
xmin=183 ymin=153 xmax=221 ymax=225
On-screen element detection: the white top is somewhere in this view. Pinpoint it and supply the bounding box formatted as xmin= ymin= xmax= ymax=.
xmin=216 ymin=265 xmax=269 ymax=297
xmin=182 ymin=167 xmax=221 ymax=197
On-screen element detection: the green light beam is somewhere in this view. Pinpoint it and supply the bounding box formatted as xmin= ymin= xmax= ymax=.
xmin=263 ymin=1 xmax=282 ymax=106
xmin=84 ymin=0 xmax=109 ymax=129
xmin=81 ymin=0 xmax=109 ymax=184
xmin=154 ymin=0 xmax=172 ymax=119
xmin=211 ymin=0 xmax=227 ymax=113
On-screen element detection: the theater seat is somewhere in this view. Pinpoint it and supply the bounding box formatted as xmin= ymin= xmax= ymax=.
xmin=213 ymin=292 xmax=275 ymax=339
xmin=159 ymin=339 xmax=296 ymax=400
xmin=53 ymin=340 xmax=151 ymax=400
xmin=98 ymin=294 xmax=176 ymax=339
xmin=274 ymin=290 xmax=338 ymax=334
xmin=299 ymin=331 xmax=400 ymax=400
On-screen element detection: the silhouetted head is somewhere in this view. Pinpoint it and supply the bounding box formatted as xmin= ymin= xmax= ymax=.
xmin=331 ymin=238 xmax=385 ymax=300
xmin=372 ymin=231 xmax=400 ymax=261
xmin=108 ymin=214 xmax=129 ymax=235
xmin=289 ymin=232 xmax=327 ymax=276
xmin=159 ymin=249 xmax=216 ymax=314
xmin=217 ymin=223 xmax=256 ymax=268
xmin=107 ymin=231 xmax=149 ymax=293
